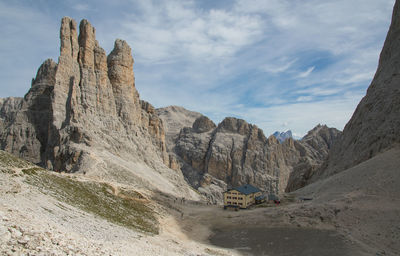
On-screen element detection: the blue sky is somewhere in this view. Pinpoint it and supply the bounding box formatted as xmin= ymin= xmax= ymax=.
xmin=0 ymin=0 xmax=395 ymax=137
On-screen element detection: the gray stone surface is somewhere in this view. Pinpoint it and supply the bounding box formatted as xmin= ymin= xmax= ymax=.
xmin=311 ymin=0 xmax=400 ymax=182
xmin=158 ymin=106 xmax=340 ymax=199
xmin=0 ymin=17 xmax=196 ymax=198
xmin=286 ymin=125 xmax=341 ymax=192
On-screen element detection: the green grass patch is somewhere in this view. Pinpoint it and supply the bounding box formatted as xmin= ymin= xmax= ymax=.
xmin=21 ymin=167 xmax=43 ymax=175
xmin=0 ymin=150 xmax=31 ymax=168
xmin=118 ymin=187 xmax=145 ymax=199
xmin=0 ymin=150 xmax=158 ymax=234
xmin=24 ymin=170 xmax=159 ymax=234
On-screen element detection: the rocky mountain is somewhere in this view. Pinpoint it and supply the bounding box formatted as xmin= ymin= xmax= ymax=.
xmin=0 ymin=17 xmax=343 ymax=202
xmin=294 ymin=4 xmax=400 ymax=253
xmin=164 ymin=114 xmax=293 ymax=201
xmin=310 ymin=0 xmax=400 ymax=182
xmin=1 ymin=3 xmax=400 ymax=255
xmin=0 ymin=17 xmax=199 ymax=199
xmin=273 ymin=130 xmax=293 ymax=143
xmin=157 ymin=106 xmax=340 ymax=201
xmin=285 ymin=125 xmax=341 ymax=192
xmin=156 ymin=106 xmax=202 ymax=143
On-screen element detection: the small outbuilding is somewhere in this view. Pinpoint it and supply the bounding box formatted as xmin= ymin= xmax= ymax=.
xmin=268 ymin=193 xmax=279 ymax=201
xmin=255 ymin=195 xmax=266 ymax=204
xmin=223 ymin=184 xmax=262 ymax=209
xmin=268 ymin=193 xmax=280 ymax=204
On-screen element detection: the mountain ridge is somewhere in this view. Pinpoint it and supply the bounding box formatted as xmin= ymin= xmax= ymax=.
xmin=157 ymin=106 xmax=341 ymax=200
xmin=0 ymin=17 xmax=198 ymax=199
xmin=273 ymin=130 xmax=293 ymax=143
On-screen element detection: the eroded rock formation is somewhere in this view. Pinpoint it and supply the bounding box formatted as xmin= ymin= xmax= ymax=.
xmin=285 ymin=125 xmax=341 ymax=192
xmin=157 ymin=106 xmax=340 ymax=201
xmin=0 ymin=17 xmax=196 ymax=198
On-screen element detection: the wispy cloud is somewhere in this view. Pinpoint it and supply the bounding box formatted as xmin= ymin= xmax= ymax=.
xmin=72 ymin=4 xmax=90 ymax=11
xmin=262 ymin=58 xmax=297 ymax=74
xmin=114 ymin=1 xmax=264 ymax=64
xmin=0 ymin=0 xmax=395 ymax=137
xmin=227 ymin=91 xmax=365 ymax=136
xmin=297 ymin=66 xmax=315 ymax=78
xmin=0 ymin=1 xmax=59 ymax=96
xmin=296 ymin=96 xmax=313 ymax=102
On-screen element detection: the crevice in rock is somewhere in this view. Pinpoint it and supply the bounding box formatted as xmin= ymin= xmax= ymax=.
xmin=204 ymin=128 xmax=218 ymax=173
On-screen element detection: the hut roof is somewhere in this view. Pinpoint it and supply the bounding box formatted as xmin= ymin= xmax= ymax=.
xmin=231 ymin=184 xmax=261 ymax=195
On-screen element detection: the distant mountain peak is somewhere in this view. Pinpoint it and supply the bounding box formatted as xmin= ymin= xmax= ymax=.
xmin=272 ymin=130 xmax=293 ymax=143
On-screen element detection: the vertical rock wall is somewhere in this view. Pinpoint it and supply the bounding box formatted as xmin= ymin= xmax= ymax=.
xmin=0 ymin=17 xmax=168 ymax=175
xmin=310 ymin=0 xmax=400 ymax=181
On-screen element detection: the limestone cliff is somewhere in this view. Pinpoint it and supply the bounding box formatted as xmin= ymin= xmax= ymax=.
xmin=310 ymin=0 xmax=400 ymax=181
xmin=286 ymin=125 xmax=341 ymax=192
xmin=0 ymin=17 xmax=197 ymax=199
xmin=157 ymin=106 xmax=340 ymax=200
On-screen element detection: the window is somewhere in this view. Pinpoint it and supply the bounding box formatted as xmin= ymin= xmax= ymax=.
xmin=238 ymin=197 xmax=243 ymax=200
xmin=233 ymin=202 xmax=237 ymax=205
xmin=227 ymin=201 xmax=231 ymax=204
xmin=239 ymin=203 xmax=243 ymax=205
xmin=233 ymin=197 xmax=237 ymax=199
xmin=227 ymin=196 xmax=231 ymax=199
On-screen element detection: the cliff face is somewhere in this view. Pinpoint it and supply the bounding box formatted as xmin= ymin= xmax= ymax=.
xmin=0 ymin=17 xmax=196 ymax=198
xmin=157 ymin=106 xmax=340 ymax=201
xmin=311 ymin=0 xmax=400 ymax=181
xmin=286 ymin=125 xmax=341 ymax=192
xmin=177 ymin=117 xmax=283 ymax=191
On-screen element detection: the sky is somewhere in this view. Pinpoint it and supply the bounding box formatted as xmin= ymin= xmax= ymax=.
xmin=0 ymin=0 xmax=396 ymax=138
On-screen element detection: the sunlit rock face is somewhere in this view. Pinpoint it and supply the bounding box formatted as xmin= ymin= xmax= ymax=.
xmin=311 ymin=0 xmax=400 ymax=182
xmin=158 ymin=106 xmax=341 ymax=200
xmin=0 ymin=17 xmax=198 ymax=198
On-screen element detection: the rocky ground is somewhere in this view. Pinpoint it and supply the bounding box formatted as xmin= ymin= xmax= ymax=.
xmin=156 ymin=149 xmax=400 ymax=256
xmin=0 ymin=150 xmax=233 ymax=256
xmin=1 ymin=148 xmax=399 ymax=255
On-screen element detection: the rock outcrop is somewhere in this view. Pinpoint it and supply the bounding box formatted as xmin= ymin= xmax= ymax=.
xmin=157 ymin=106 xmax=340 ymax=201
xmin=0 ymin=17 xmax=198 ymax=199
xmin=155 ymin=106 xmax=202 ymax=147
xmin=310 ymin=0 xmax=400 ymax=182
xmin=175 ymin=116 xmax=290 ymax=201
xmin=285 ymin=125 xmax=341 ymax=192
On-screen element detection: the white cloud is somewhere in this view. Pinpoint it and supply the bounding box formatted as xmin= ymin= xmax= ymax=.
xmin=0 ymin=1 xmax=59 ymax=97
xmin=0 ymin=0 xmax=395 ymax=138
xmin=297 ymin=87 xmax=343 ymax=97
xmin=262 ymin=58 xmax=297 ymax=74
xmin=336 ymin=72 xmax=375 ymax=85
xmin=117 ymin=1 xmax=264 ymax=63
xmin=225 ymin=91 xmax=365 ymax=137
xmin=73 ymin=3 xmax=90 ymax=11
xmin=296 ymin=96 xmax=313 ymax=102
xmin=297 ymin=66 xmax=315 ymax=78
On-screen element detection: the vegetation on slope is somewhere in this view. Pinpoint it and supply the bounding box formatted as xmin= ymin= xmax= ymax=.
xmin=0 ymin=150 xmax=31 ymax=169
xmin=0 ymin=150 xmax=159 ymax=234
